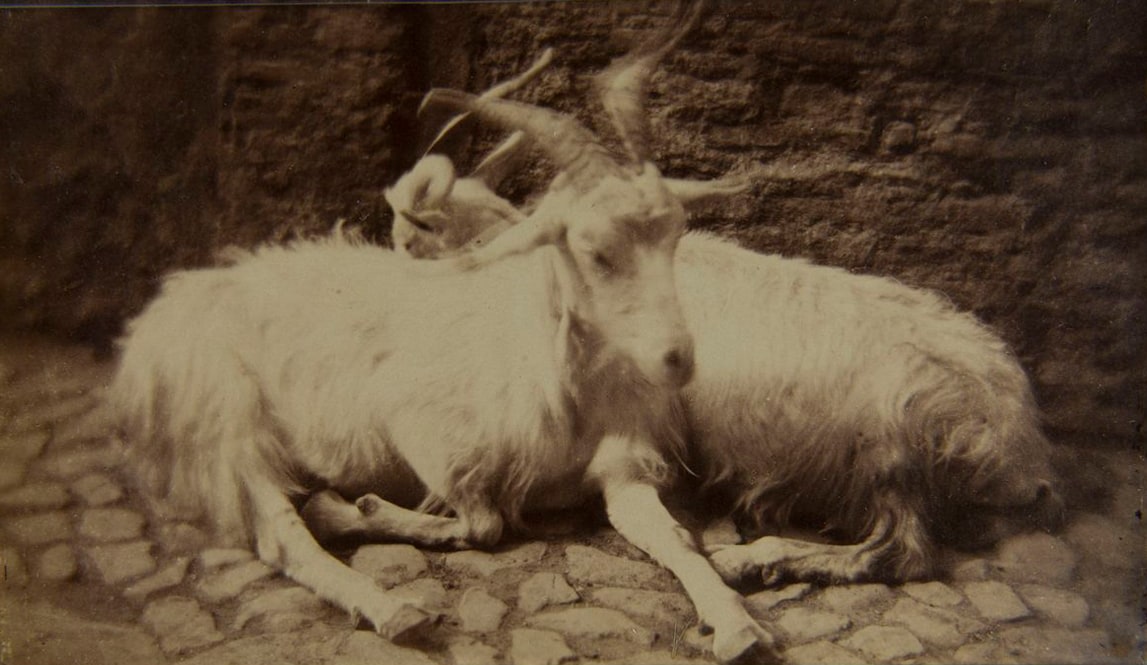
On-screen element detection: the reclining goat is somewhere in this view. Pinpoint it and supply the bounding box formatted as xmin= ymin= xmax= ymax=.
xmin=111 ymin=9 xmax=776 ymax=662
xmin=380 ymin=54 xmax=1065 ymax=590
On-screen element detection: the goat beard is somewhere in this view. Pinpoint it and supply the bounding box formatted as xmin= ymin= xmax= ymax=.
xmin=554 ymin=310 xmax=690 ymax=488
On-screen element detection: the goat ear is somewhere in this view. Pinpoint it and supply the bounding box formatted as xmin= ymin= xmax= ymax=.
xmin=664 ymin=164 xmax=763 ymax=208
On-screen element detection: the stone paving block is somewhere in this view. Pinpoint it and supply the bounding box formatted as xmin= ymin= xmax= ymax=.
xmin=526 ymin=607 xmax=655 ymax=646
xmin=0 ymin=461 xmax=26 ymax=491
xmin=519 ymin=571 xmax=580 ymax=613
xmin=955 ymin=626 xmax=1113 ymax=665
xmin=49 ymin=403 xmax=116 ymax=449
xmin=1017 ymin=584 xmax=1090 ymax=627
xmin=0 ymin=430 xmax=50 ymax=466
xmin=86 ymin=540 xmax=157 ymax=584
xmin=963 ymin=580 xmax=1032 ymax=622
xmin=198 ymin=547 xmax=255 ymax=571
xmin=78 ymin=507 xmax=147 ymax=542
xmin=882 ymin=597 xmax=985 ymax=647
xmin=902 ymin=580 xmax=964 ymax=607
xmin=444 ymin=541 xmax=547 ymax=577
xmin=952 ymin=640 xmax=1016 ymax=664
xmin=0 ymin=481 xmax=71 ymax=512
xmin=331 ymin=631 xmax=439 ymax=665
xmin=448 ymin=635 xmax=501 ymax=665
xmin=783 ymin=639 xmax=868 ymax=665
xmin=158 ymin=522 xmax=210 ymax=554
xmin=36 ymin=543 xmax=78 ymax=581
xmin=815 ymin=583 xmax=894 ymax=615
xmin=745 ymin=583 xmax=812 ymax=613
xmin=4 ymin=510 xmax=72 ymax=545
xmin=38 ymin=441 xmax=123 ymax=479
xmin=7 ymin=393 xmax=99 ymax=434
xmin=351 ymin=543 xmax=428 ymax=588
xmin=1 ymin=546 xmax=29 ymax=586
xmin=178 ymin=624 xmax=434 ymax=665
xmin=233 ymin=585 xmax=329 ymax=632
xmin=775 ymin=606 xmax=851 ymax=643
xmin=3 ymin=598 xmax=162 ymax=665
xmin=70 ymin=472 xmax=124 ymax=506
xmin=390 ymin=577 xmax=451 ymax=612
xmin=1064 ymin=512 xmax=1138 ymax=571
xmin=124 ymin=556 xmax=192 ymax=601
xmin=459 ymin=586 xmax=511 ymax=633
xmin=992 ymin=531 xmax=1077 ymax=585
xmin=510 ymin=627 xmax=577 ymax=665
xmin=590 ymin=586 xmax=692 ymax=625
xmin=565 ymin=544 xmax=668 ymax=588
xmin=839 ymin=625 xmax=925 ymax=661
xmin=599 ymin=652 xmax=715 ymax=665
xmin=950 ymin=557 xmax=991 ymax=581
xmin=196 ymin=559 xmax=275 ymax=603
xmin=141 ymin=595 xmax=225 ymax=655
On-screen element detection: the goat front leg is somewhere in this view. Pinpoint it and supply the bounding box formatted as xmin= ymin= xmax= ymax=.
xmin=589 ymin=437 xmax=778 ymax=663
xmin=709 ymin=496 xmax=932 ymax=586
xmin=244 ymin=475 xmax=436 ymax=640
xmin=302 ymin=489 xmax=503 ymax=550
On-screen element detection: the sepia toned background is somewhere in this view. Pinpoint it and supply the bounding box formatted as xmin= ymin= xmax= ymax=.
xmin=0 ymin=0 xmax=1144 ymax=451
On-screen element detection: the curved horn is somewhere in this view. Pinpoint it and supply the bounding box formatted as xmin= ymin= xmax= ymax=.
xmin=422 ymin=89 xmax=621 ymax=183
xmin=594 ymin=1 xmax=706 ymax=163
xmin=470 ymin=130 xmax=530 ymax=190
xmin=420 ymin=48 xmax=554 ymax=157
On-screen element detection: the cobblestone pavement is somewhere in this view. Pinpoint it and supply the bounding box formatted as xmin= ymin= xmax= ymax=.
xmin=1 ymin=335 xmax=1144 ymax=665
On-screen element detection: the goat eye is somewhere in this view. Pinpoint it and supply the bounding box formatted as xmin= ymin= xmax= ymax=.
xmin=592 ymin=251 xmax=613 ymax=272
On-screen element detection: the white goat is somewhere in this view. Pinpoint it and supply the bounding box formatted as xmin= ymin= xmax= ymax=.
xmin=387 ymin=49 xmax=550 ymax=259
xmin=379 ymin=56 xmax=1065 ymax=591
xmin=112 ymin=7 xmax=775 ymax=662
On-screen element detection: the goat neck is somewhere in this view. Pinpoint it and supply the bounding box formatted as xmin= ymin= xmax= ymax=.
xmin=420 ymin=90 xmax=695 ymax=389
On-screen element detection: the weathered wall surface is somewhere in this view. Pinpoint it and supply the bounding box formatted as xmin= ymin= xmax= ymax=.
xmin=1 ymin=1 xmax=1143 ymax=446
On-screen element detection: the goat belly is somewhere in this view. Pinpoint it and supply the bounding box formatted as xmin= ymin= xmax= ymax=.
xmin=113 ymin=239 xmax=578 ymax=542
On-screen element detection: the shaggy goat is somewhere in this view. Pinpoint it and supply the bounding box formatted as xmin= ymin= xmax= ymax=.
xmin=380 ymin=69 xmax=1064 ymax=590
xmin=112 ymin=8 xmax=775 ymax=662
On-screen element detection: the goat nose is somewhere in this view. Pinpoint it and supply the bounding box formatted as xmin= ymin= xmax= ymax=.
xmin=663 ymin=343 xmax=695 ymax=386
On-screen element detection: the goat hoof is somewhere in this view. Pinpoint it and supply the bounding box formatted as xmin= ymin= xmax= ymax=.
xmin=709 ymin=545 xmax=758 ymax=584
xmin=713 ymin=621 xmax=779 ymax=664
xmin=355 ymin=493 xmax=385 ymax=516
xmin=374 ymin=604 xmax=438 ymax=643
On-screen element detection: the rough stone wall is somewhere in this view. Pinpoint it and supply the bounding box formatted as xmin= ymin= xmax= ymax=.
xmin=0 ymin=9 xmax=219 ymax=341
xmin=1 ymin=2 xmax=1144 ymax=447
xmin=462 ymin=0 xmax=1147 ymax=445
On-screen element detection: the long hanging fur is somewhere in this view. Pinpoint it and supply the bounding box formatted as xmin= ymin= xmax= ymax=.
xmin=672 ymin=232 xmax=1060 ymax=580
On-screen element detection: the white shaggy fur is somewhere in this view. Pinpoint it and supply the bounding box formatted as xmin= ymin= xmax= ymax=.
xmin=385 ymin=160 xmax=1064 ymax=587
xmin=112 ymin=30 xmax=778 ymax=656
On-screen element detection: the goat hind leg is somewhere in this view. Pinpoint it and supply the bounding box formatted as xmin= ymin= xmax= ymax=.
xmin=302 ymin=489 xmax=502 ymax=549
xmin=709 ymin=535 xmax=884 ymax=587
xmin=709 ymin=510 xmax=929 ymax=586
xmin=245 ymin=476 xmax=436 ymax=640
